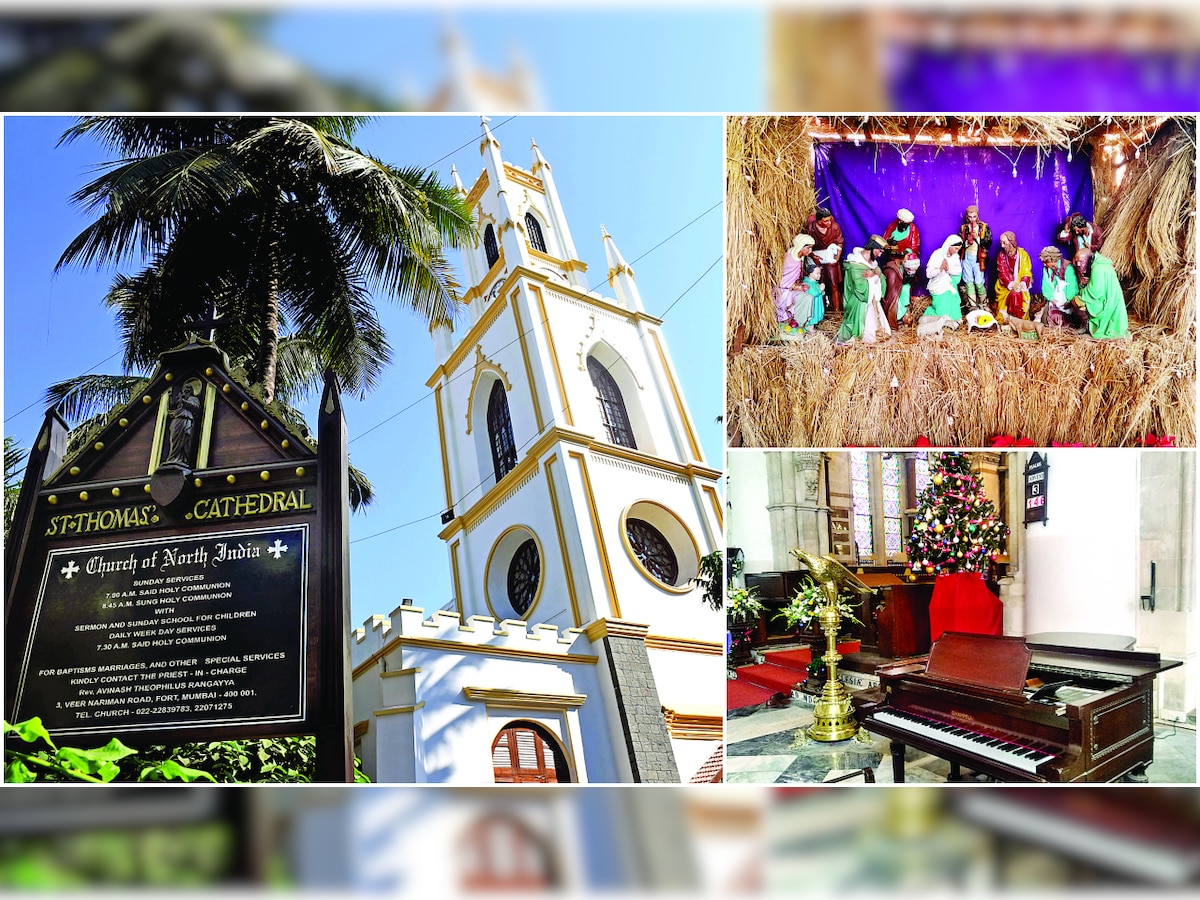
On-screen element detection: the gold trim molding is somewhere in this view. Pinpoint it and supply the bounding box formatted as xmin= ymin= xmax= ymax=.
xmin=583 ymin=618 xmax=649 ymax=642
xmin=375 ymin=702 xmax=426 ymax=717
xmin=503 ymin=163 xmax=544 ymax=193
xmin=466 ymin=170 xmax=489 ymax=206
xmin=462 ymin=686 xmax=586 ymax=709
xmin=645 ymin=635 xmax=724 ymax=655
xmin=662 ymin=707 xmax=723 ymax=741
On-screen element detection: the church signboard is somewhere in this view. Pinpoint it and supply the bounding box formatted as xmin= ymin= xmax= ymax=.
xmin=4 ymin=340 xmax=353 ymax=781
xmin=1023 ymin=452 xmax=1049 ymax=526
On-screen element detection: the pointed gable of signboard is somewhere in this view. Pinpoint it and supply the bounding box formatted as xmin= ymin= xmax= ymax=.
xmin=44 ymin=339 xmax=317 ymax=491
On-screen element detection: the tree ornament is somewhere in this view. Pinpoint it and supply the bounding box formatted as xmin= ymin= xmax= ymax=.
xmin=933 ymin=474 xmax=943 ymax=486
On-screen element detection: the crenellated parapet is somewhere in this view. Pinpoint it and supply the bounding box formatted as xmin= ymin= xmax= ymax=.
xmin=351 ymin=604 xmax=593 ymax=671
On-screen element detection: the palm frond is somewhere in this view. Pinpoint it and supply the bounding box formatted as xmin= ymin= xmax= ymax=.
xmin=4 ymin=436 xmax=29 ymax=492
xmin=348 ymin=461 xmax=374 ymax=512
xmin=42 ymin=374 xmax=149 ymax=425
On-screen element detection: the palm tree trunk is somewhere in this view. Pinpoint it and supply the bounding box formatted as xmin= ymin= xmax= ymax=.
xmin=256 ymin=207 xmax=280 ymax=404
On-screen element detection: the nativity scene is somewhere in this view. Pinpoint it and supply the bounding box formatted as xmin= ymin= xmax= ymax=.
xmin=727 ymin=115 xmax=1196 ymax=447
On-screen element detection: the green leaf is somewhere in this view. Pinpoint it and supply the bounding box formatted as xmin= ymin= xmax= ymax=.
xmin=138 ymin=759 xmax=217 ymax=783
xmin=56 ymin=738 xmax=138 ymax=782
xmin=5 ymin=758 xmax=37 ymax=783
xmin=4 ymin=716 xmax=58 ymax=750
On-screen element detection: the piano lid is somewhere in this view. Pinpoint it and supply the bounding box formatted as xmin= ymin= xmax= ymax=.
xmin=923 ymin=632 xmax=1031 ymax=695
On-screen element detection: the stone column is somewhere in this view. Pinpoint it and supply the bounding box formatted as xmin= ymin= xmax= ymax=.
xmin=766 ymin=451 xmax=801 ymax=570
xmin=595 ymin=620 xmax=680 ymax=783
xmin=766 ymin=451 xmax=830 ymax=569
xmin=794 ymin=452 xmax=830 ymax=556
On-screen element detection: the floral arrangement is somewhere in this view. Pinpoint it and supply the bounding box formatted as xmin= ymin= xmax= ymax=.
xmin=726 ymin=585 xmax=767 ymax=626
xmin=774 ymin=580 xmax=864 ymax=634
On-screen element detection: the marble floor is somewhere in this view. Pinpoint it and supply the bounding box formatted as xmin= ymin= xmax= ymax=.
xmin=726 ymin=698 xmax=1198 ymax=784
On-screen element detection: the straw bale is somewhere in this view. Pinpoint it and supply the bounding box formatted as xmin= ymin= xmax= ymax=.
xmin=727 ymin=323 xmax=1194 ymax=448
xmin=1101 ymin=118 xmax=1197 ymax=334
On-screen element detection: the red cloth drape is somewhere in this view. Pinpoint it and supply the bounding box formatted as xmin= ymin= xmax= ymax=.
xmin=928 ymin=571 xmax=1003 ymax=643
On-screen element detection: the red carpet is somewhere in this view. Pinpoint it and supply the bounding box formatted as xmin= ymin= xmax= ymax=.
xmin=763 ymin=648 xmax=813 ymax=668
xmin=727 ymin=678 xmax=777 ymax=710
xmin=732 ymin=662 xmax=804 ymax=694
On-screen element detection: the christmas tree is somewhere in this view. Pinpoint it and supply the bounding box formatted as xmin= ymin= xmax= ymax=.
xmin=906 ymin=453 xmax=1008 ymax=576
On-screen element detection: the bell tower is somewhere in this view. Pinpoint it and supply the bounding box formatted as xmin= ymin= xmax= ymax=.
xmin=426 ymin=120 xmax=724 ymax=782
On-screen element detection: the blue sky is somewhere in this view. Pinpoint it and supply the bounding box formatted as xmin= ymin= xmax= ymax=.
xmin=266 ymin=9 xmax=763 ymax=111
xmin=2 ymin=114 xmax=724 ymax=627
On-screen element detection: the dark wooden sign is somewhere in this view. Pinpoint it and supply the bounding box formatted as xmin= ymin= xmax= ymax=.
xmin=5 ymin=340 xmax=352 ymax=781
xmin=1024 ymin=451 xmax=1048 ymax=527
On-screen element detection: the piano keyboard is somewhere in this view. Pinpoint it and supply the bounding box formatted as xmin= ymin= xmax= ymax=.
xmin=873 ymin=709 xmax=1057 ymax=774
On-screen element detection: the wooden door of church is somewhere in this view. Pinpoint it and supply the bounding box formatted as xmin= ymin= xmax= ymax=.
xmin=491 ymin=723 xmax=569 ymax=783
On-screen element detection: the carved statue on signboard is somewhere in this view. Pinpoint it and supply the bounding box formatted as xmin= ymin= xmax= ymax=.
xmin=151 ymin=378 xmax=203 ymax=512
xmin=163 ymin=381 xmax=202 ymax=468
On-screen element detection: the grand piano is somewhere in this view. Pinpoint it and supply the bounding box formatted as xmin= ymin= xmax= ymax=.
xmin=852 ymin=632 xmax=1182 ymax=783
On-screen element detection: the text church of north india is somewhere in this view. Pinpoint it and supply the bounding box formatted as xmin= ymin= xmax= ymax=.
xmin=350 ymin=122 xmax=725 ymax=783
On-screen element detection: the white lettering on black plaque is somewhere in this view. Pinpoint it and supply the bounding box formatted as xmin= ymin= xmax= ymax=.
xmin=12 ymin=525 xmax=308 ymax=736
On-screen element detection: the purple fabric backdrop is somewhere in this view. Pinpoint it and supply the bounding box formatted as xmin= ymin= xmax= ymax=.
xmin=890 ymin=49 xmax=1200 ymax=113
xmin=813 ymin=142 xmax=1094 ymax=294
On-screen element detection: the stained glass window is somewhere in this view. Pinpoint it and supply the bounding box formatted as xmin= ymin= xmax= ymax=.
xmin=506 ymin=539 xmax=540 ymax=616
xmin=626 ymin=518 xmax=678 ymax=585
xmin=851 ymin=450 xmax=873 ymax=561
xmin=588 ymin=356 xmax=636 ymax=448
xmin=487 ymin=380 xmax=518 ymax=483
xmin=883 ymin=454 xmax=902 ymax=557
xmin=484 ymin=224 xmax=500 ymax=269
xmin=525 ymin=213 xmax=546 ymax=253
xmin=914 ymin=451 xmax=930 ymax=496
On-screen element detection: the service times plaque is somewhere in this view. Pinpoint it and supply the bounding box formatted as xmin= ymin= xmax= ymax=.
xmin=12 ymin=524 xmax=308 ymax=736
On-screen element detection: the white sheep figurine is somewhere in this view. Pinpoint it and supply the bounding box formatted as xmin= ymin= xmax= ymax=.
xmin=916 ymin=314 xmax=960 ymax=339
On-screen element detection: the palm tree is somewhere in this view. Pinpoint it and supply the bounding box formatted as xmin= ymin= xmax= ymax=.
xmin=47 ymin=116 xmax=475 ymax=511
xmin=57 ymin=116 xmax=475 ymax=404
xmin=4 ymin=437 xmax=29 ymax=542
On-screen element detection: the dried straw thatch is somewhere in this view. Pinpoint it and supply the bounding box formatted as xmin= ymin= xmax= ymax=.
xmin=1101 ymin=119 xmax=1197 ymax=334
xmin=728 ymin=321 xmax=1194 ymax=449
xmin=726 ymin=115 xmax=1196 ymax=447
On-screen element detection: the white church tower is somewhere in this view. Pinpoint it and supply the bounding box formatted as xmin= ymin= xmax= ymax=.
xmin=351 ymin=120 xmax=724 ymax=783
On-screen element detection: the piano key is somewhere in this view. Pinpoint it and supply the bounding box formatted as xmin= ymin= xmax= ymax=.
xmin=873 ymin=709 xmax=1055 ymax=774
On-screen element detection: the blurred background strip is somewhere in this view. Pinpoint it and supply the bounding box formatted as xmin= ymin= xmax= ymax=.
xmin=3 ymin=7 xmax=1200 ymax=112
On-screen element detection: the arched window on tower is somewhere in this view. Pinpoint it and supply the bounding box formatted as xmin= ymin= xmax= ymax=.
xmin=484 ymin=223 xmax=500 ymax=269
xmin=525 ymin=212 xmax=546 ymax=253
xmin=587 ymin=356 xmax=636 ymax=449
xmin=487 ymin=380 xmax=518 ymax=483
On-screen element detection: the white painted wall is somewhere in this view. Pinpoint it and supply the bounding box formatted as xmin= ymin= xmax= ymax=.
xmin=1021 ymin=450 xmax=1139 ymax=637
xmin=726 ymin=450 xmax=773 ymax=576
